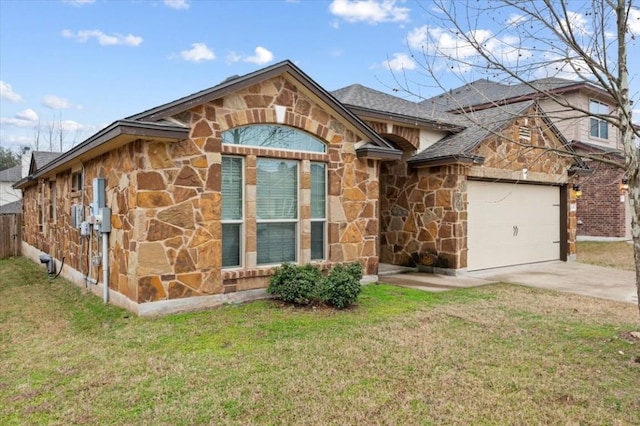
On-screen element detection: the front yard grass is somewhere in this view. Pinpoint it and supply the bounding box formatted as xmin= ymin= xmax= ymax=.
xmin=1 ymin=257 xmax=639 ymax=425
xmin=577 ymin=240 xmax=635 ymax=271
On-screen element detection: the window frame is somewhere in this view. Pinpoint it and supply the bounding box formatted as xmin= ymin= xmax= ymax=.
xmin=589 ymin=99 xmax=609 ymax=140
xmin=310 ymin=162 xmax=327 ymax=261
xmin=48 ymin=180 xmax=57 ymax=224
xmin=221 ymin=156 xmax=245 ymax=269
xmin=255 ymin=158 xmax=299 ymax=266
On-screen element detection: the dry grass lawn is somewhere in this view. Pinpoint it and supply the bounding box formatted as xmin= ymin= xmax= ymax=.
xmin=577 ymin=241 xmax=635 ymax=271
xmin=1 ymin=257 xmax=639 ymax=425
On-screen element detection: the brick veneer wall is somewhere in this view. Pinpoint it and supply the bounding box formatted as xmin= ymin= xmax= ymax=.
xmin=576 ymin=161 xmax=627 ymax=237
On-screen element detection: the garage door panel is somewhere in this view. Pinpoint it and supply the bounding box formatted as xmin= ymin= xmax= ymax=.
xmin=467 ymin=181 xmax=560 ymax=271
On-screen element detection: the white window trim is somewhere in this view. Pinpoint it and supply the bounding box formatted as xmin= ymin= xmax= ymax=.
xmin=221 ymin=156 xmax=245 ymax=270
xmin=589 ymin=99 xmax=610 ymax=140
xmin=310 ymin=161 xmax=327 ymax=261
xmin=255 ymin=159 xmax=300 ymax=266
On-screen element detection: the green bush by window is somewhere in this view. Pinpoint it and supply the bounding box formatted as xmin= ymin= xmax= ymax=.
xmin=267 ymin=262 xmax=363 ymax=309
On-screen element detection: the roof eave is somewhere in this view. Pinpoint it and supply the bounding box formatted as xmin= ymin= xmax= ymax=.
xmin=355 ymin=144 xmax=403 ymax=161
xmin=408 ymin=155 xmax=485 ymax=168
xmin=344 ymin=105 xmax=463 ymax=132
xmin=15 ymin=120 xmax=189 ymax=188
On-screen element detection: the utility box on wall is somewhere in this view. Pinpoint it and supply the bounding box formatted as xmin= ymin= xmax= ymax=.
xmin=92 ymin=177 xmax=106 ymax=214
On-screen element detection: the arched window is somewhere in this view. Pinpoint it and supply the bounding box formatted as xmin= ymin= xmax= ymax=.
xmin=222 ymin=124 xmax=326 ymax=153
xmin=221 ymin=125 xmax=327 ymax=269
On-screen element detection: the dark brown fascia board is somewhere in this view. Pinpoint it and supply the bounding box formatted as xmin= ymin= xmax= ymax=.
xmin=568 ymin=165 xmax=593 ymax=176
xmin=407 ymin=154 xmax=485 ymax=168
xmin=355 ymin=144 xmax=403 ymax=160
xmin=450 ymin=81 xmax=615 ymax=114
xmin=127 ymin=60 xmax=396 ymax=151
xmin=14 ymin=120 xmax=189 ymax=189
xmin=344 ymin=105 xmax=464 ymax=132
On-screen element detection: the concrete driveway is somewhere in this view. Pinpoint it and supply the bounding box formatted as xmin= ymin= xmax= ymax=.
xmin=381 ymin=261 xmax=638 ymax=304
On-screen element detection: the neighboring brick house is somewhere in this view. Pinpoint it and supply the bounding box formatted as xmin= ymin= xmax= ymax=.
xmin=419 ymin=77 xmax=632 ymax=240
xmin=15 ymin=61 xmax=583 ymax=315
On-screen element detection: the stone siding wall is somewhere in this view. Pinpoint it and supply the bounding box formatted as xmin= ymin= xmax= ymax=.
xmin=379 ymin=113 xmax=577 ymax=270
xmin=576 ymin=161 xmax=627 ymax=237
xmin=22 ymin=75 xmax=381 ymax=306
xmin=380 ymin=152 xmax=467 ymax=268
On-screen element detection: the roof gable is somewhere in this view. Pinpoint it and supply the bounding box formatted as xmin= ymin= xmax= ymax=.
xmin=409 ymin=101 xmax=534 ymax=165
xmin=128 ymin=60 xmax=396 ymax=151
xmin=29 ymin=151 xmax=62 ymax=175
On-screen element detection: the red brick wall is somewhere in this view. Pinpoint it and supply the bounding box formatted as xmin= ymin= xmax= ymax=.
xmin=576 ymin=161 xmax=626 ymax=237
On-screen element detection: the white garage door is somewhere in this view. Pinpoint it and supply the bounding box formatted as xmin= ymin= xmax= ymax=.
xmin=467 ymin=181 xmax=561 ymax=271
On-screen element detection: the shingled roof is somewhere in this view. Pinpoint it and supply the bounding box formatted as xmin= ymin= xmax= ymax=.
xmin=30 ymin=151 xmax=63 ymax=175
xmin=420 ymin=77 xmax=599 ymax=113
xmin=331 ymin=84 xmax=464 ymax=130
xmin=0 ymin=200 xmax=22 ymax=215
xmin=408 ymin=101 xmax=535 ymax=166
xmin=0 ymin=165 xmax=22 ymax=182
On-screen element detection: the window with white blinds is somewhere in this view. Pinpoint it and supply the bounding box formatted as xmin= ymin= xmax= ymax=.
xmin=221 ymin=125 xmax=328 ymax=268
xmin=222 ymin=156 xmax=243 ymax=268
xmin=257 ymin=159 xmax=298 ymax=264
xmin=310 ymin=162 xmax=326 ymax=260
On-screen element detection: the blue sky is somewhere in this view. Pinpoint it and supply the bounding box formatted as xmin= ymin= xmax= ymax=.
xmin=1 ymin=0 xmax=639 ymax=154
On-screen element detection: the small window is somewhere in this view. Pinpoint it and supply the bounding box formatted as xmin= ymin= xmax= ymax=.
xmin=49 ymin=181 xmax=57 ymax=223
xmin=38 ymin=188 xmax=44 ymax=233
xmin=518 ymin=126 xmax=531 ymax=141
xmin=589 ymin=100 xmax=609 ymax=139
xmin=72 ymin=172 xmax=83 ymax=193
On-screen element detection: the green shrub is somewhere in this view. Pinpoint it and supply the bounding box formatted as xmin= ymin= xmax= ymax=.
xmin=319 ymin=262 xmax=363 ymax=309
xmin=267 ymin=263 xmax=322 ymax=305
xmin=268 ymin=262 xmax=363 ymax=309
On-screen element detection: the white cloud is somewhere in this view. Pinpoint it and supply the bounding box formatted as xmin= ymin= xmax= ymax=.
xmin=16 ymin=109 xmax=39 ymax=122
xmin=0 ymin=108 xmax=39 ymax=128
xmin=407 ymin=25 xmax=429 ymax=49
xmin=532 ymin=55 xmax=592 ymax=81
xmin=41 ymin=95 xmax=76 ymax=110
xmin=383 ymin=53 xmax=416 ymax=71
xmin=407 ymin=25 xmax=522 ymax=64
xmin=329 ymin=0 xmax=409 ymax=24
xmin=62 ymin=0 xmax=95 ymax=6
xmin=226 ymin=51 xmax=242 ymax=63
xmin=557 ymin=11 xmax=590 ymax=37
xmin=0 ymin=81 xmax=22 ymax=102
xmin=180 ymin=43 xmax=216 ymax=62
xmin=506 ymin=14 xmax=525 ymax=26
xmin=62 ymin=29 xmax=143 ymax=46
xmin=245 ymin=46 xmax=274 ymax=65
xmin=629 ymin=7 xmax=640 ymax=36
xmin=164 ymin=0 xmax=189 ymax=10
xmin=59 ymin=120 xmax=85 ymax=133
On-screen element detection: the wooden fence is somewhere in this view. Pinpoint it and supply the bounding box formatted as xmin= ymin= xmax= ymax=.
xmin=0 ymin=214 xmax=22 ymax=259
